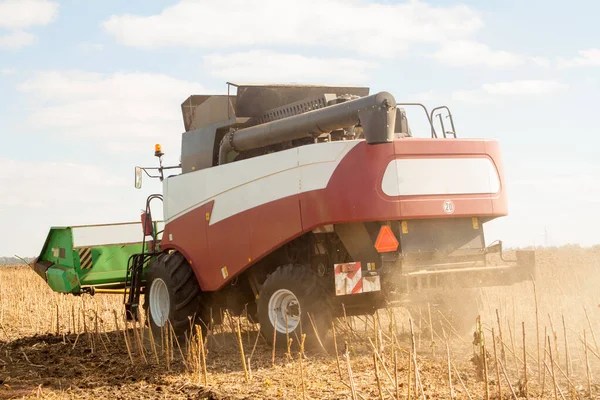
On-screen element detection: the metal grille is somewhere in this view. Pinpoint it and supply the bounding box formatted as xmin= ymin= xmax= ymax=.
xmin=256 ymin=94 xmax=337 ymax=124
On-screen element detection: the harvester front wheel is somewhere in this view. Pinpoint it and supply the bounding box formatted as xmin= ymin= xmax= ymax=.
xmin=145 ymin=251 xmax=205 ymax=343
xmin=257 ymin=264 xmax=332 ymax=349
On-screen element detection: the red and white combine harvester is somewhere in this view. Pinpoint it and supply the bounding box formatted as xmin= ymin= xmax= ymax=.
xmin=132 ymin=82 xmax=535 ymax=346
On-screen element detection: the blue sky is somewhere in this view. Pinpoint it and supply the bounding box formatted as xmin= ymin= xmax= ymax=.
xmin=1 ymin=0 xmax=599 ymax=256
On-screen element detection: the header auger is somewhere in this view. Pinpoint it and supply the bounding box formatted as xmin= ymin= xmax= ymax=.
xmin=31 ymin=81 xmax=535 ymax=346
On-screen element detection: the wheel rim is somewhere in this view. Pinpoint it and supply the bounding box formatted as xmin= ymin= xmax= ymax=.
xmin=149 ymin=278 xmax=170 ymax=327
xmin=268 ymin=289 xmax=301 ymax=333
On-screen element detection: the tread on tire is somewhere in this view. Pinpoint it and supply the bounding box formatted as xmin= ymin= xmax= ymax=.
xmin=257 ymin=264 xmax=333 ymax=349
xmin=144 ymin=251 xmax=207 ymax=344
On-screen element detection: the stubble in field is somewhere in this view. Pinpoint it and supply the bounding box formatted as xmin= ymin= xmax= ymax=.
xmin=1 ymin=246 xmax=600 ymax=399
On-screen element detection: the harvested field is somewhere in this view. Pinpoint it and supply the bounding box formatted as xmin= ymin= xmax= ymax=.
xmin=2 ymin=246 xmax=600 ymax=399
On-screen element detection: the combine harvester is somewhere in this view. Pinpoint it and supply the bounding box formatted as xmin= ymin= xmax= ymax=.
xmin=31 ymin=82 xmax=536 ymax=345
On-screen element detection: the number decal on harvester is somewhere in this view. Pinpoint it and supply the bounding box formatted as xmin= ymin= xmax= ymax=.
xmin=443 ymin=200 xmax=455 ymax=214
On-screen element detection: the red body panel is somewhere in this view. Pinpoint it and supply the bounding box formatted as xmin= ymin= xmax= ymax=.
xmin=161 ymin=138 xmax=507 ymax=291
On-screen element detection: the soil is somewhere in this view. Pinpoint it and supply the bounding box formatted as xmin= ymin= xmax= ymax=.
xmin=2 ymin=245 xmax=600 ymax=399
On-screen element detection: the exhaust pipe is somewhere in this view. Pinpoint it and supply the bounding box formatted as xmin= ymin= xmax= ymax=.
xmin=218 ymin=91 xmax=397 ymax=164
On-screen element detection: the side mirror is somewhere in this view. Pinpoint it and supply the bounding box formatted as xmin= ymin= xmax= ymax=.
xmin=134 ymin=166 xmax=142 ymax=189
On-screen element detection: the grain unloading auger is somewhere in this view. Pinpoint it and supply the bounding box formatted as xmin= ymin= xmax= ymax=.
xmin=31 ymin=82 xmax=536 ymax=345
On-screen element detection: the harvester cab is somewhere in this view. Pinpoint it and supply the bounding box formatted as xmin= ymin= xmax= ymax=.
xmin=31 ymin=81 xmax=536 ymax=346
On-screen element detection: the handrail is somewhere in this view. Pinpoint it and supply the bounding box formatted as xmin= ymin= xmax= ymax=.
xmin=430 ymin=106 xmax=457 ymax=138
xmin=396 ymin=103 xmax=437 ymax=138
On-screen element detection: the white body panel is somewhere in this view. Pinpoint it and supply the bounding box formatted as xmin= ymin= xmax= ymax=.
xmin=163 ymin=140 xmax=361 ymax=224
xmin=381 ymin=157 xmax=501 ymax=197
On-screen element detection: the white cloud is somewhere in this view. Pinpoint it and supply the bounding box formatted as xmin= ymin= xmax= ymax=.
xmin=451 ymin=80 xmax=568 ymax=104
xmin=530 ymin=56 xmax=551 ymax=68
xmin=79 ymin=42 xmax=104 ymax=52
xmin=103 ymin=0 xmax=483 ymax=58
xmin=584 ymin=76 xmax=598 ymax=86
xmin=203 ymin=51 xmax=377 ymax=83
xmin=481 ymin=80 xmax=568 ymax=96
xmin=0 ymin=158 xmax=127 ymax=208
xmin=558 ymin=49 xmax=600 ymax=69
xmin=17 ymin=70 xmax=207 ymax=153
xmin=0 ymin=157 xmax=160 ymax=256
xmin=451 ymin=89 xmax=490 ymax=104
xmin=432 ymin=40 xmax=523 ymax=68
xmin=1 ymin=67 xmax=16 ymax=75
xmin=0 ymin=0 xmax=58 ymax=29
xmin=0 ymin=31 xmax=36 ymax=49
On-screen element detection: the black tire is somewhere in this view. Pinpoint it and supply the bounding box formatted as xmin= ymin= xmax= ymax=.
xmin=257 ymin=264 xmax=333 ymax=349
xmin=144 ymin=251 xmax=206 ymax=344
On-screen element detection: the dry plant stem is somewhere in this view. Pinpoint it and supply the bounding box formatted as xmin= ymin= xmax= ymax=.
xmin=409 ymin=319 xmax=425 ymax=400
xmin=543 ymin=360 xmax=566 ymax=400
xmin=342 ymin=304 xmax=354 ymax=345
xmin=549 ymin=314 xmax=560 ymax=371
xmin=435 ymin=309 xmax=467 ymax=344
xmin=196 ymin=325 xmax=207 ymax=386
xmin=560 ymin=316 xmax=576 ymax=400
xmin=579 ymin=337 xmax=600 ymax=361
xmin=549 ymin=336 xmax=558 ymax=400
xmin=394 ymin=347 xmax=399 ymax=400
xmin=488 ymin=325 xmax=542 ymax=373
xmin=373 ymin=351 xmax=384 ymax=400
xmin=345 ymin=342 xmax=358 ymax=400
xmin=482 ymin=327 xmax=490 ymax=400
xmin=541 ymin=326 xmax=548 ymax=399
xmin=583 ymin=306 xmax=600 ymax=353
xmin=522 ymin=321 xmax=528 ymax=397
xmin=307 ymin=312 xmax=328 ymax=355
xmin=428 ymin=303 xmax=434 ymax=357
xmin=498 ymin=358 xmax=518 ymax=400
xmin=492 ymin=328 xmax=502 ymax=400
xmin=408 ymin=349 xmax=412 ymax=400
xmin=373 ymin=314 xmax=378 ymax=353
xmin=71 ymin=333 xmax=80 ymax=350
xmin=545 ymin=349 xmax=580 ymax=398
xmin=165 ymin=323 xmax=171 ymax=370
xmin=446 ymin=339 xmax=454 ymax=399
xmin=122 ymin=324 xmax=134 ymax=365
xmin=533 ymin=279 xmax=541 ymax=384
xmin=450 ymin=360 xmax=473 ymax=400
xmin=147 ymin=322 xmax=159 ymax=365
xmin=112 ymin=310 xmax=120 ymax=345
xmin=248 ymin=323 xmax=261 ymax=363
xmin=332 ymin=321 xmax=342 ymax=380
xmin=496 ymin=309 xmax=506 ymax=364
xmin=389 ymin=308 xmax=398 ymax=364
xmin=584 ymin=330 xmax=592 ymax=397
xmin=299 ymin=333 xmax=306 ymax=400
xmin=170 ymin=320 xmax=175 ymax=365
xmin=235 ymin=319 xmax=249 ymax=383
xmin=508 ymin=321 xmax=519 ymax=372
xmin=271 ymin=314 xmax=277 ymax=367
xmin=368 ymin=337 xmax=396 ymax=387
xmin=0 ymin=323 xmax=11 ymax=341
xmin=133 ymin=322 xmax=148 ymax=364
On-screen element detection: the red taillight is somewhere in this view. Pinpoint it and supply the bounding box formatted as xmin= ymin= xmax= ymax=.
xmin=374 ymin=225 xmax=399 ymax=253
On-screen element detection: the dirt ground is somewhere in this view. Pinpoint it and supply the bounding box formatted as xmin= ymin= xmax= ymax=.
xmin=2 ymin=246 xmax=600 ymax=399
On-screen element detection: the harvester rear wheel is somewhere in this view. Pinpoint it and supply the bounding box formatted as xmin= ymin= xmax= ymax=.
xmin=257 ymin=264 xmax=332 ymax=349
xmin=144 ymin=251 xmax=206 ymax=343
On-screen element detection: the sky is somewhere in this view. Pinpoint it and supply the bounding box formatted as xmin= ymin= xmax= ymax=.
xmin=1 ymin=0 xmax=599 ymax=257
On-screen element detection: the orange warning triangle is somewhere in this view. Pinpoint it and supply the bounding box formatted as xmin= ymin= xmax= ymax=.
xmin=374 ymin=225 xmax=399 ymax=253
